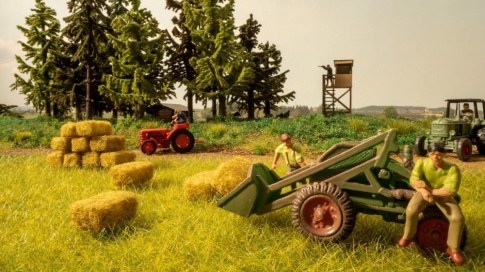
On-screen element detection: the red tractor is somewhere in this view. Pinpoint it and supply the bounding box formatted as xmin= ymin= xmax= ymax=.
xmin=138 ymin=123 xmax=199 ymax=155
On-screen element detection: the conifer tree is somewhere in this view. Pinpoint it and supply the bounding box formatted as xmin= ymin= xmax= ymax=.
xmin=100 ymin=0 xmax=174 ymax=119
xmin=62 ymin=0 xmax=111 ymax=119
xmin=10 ymin=0 xmax=60 ymax=116
xmin=183 ymin=0 xmax=253 ymax=117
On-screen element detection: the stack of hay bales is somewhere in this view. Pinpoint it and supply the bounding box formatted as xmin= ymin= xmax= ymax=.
xmin=69 ymin=191 xmax=138 ymax=232
xmin=47 ymin=120 xmax=136 ymax=168
xmin=183 ymin=156 xmax=252 ymax=201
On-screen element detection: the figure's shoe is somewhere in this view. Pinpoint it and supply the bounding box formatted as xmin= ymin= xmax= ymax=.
xmin=398 ymin=237 xmax=414 ymax=247
xmin=446 ymin=247 xmax=464 ymax=265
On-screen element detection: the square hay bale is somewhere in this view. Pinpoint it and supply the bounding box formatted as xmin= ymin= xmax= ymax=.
xmin=211 ymin=156 xmax=252 ymax=195
xmin=110 ymin=161 xmax=154 ymax=187
xmin=100 ymin=151 xmax=136 ymax=168
xmin=82 ymin=152 xmax=101 ymax=168
xmin=183 ymin=171 xmax=216 ymax=201
xmin=47 ymin=151 xmax=64 ymax=167
xmin=90 ymin=135 xmax=126 ymax=152
xmin=76 ymin=120 xmax=113 ymax=137
xmin=60 ymin=122 xmax=78 ymax=137
xmin=50 ymin=137 xmax=71 ymax=153
xmin=71 ymin=137 xmax=91 ymax=153
xmin=69 ymin=191 xmax=138 ymax=232
xmin=63 ymin=153 xmax=82 ymax=168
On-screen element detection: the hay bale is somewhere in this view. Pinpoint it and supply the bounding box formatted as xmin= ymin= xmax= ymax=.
xmin=90 ymin=135 xmax=126 ymax=152
xmin=82 ymin=152 xmax=101 ymax=168
xmin=76 ymin=120 xmax=113 ymax=137
xmin=63 ymin=153 xmax=82 ymax=167
xmin=50 ymin=137 xmax=71 ymax=153
xmin=183 ymin=171 xmax=216 ymax=201
xmin=47 ymin=151 xmax=64 ymax=167
xmin=60 ymin=122 xmax=78 ymax=137
xmin=71 ymin=137 xmax=90 ymax=153
xmin=69 ymin=191 xmax=138 ymax=232
xmin=100 ymin=151 xmax=136 ymax=168
xmin=211 ymin=156 xmax=252 ymax=195
xmin=110 ymin=161 xmax=154 ymax=187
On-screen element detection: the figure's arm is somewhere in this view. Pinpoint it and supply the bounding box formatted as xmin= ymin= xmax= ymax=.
xmin=409 ymin=159 xmax=434 ymax=203
xmin=430 ymin=187 xmax=454 ymax=198
xmin=271 ymin=153 xmax=280 ymax=170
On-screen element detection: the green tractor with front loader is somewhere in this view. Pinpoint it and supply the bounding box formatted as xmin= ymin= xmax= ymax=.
xmin=217 ymin=129 xmax=467 ymax=253
xmin=414 ymin=98 xmax=485 ymax=161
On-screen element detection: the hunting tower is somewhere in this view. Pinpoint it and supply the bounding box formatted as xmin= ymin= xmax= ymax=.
xmin=322 ymin=59 xmax=353 ymax=115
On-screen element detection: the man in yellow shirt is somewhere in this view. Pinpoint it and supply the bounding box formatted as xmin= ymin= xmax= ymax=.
xmin=271 ymin=133 xmax=306 ymax=174
xmin=398 ymin=142 xmax=465 ymax=265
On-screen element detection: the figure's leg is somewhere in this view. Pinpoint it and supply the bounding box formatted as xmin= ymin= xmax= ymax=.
xmin=434 ymin=198 xmax=465 ymax=251
xmin=402 ymin=193 xmax=429 ymax=240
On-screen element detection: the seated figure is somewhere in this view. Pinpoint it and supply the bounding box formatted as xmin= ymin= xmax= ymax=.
xmin=460 ymin=103 xmax=473 ymax=120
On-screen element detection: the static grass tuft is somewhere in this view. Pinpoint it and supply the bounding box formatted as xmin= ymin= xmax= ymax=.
xmin=76 ymin=120 xmax=113 ymax=137
xmin=211 ymin=156 xmax=252 ymax=195
xmin=110 ymin=161 xmax=154 ymax=187
xmin=90 ymin=135 xmax=126 ymax=152
xmin=46 ymin=151 xmax=64 ymax=167
xmin=69 ymin=191 xmax=138 ymax=233
xmin=100 ymin=151 xmax=136 ymax=168
xmin=50 ymin=137 xmax=71 ymax=153
xmin=183 ymin=171 xmax=216 ymax=201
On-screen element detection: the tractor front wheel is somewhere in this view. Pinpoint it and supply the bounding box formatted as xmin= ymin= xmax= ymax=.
xmin=171 ymin=130 xmax=195 ymax=154
xmin=416 ymin=206 xmax=467 ymax=253
xmin=291 ymin=182 xmax=356 ymax=243
xmin=414 ymin=136 xmax=428 ymax=157
xmin=141 ymin=140 xmax=157 ymax=155
xmin=456 ymin=138 xmax=472 ymax=161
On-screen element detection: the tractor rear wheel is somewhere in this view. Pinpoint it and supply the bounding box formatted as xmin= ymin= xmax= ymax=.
xmin=476 ymin=141 xmax=485 ymax=155
xmin=416 ymin=206 xmax=467 ymax=253
xmin=171 ymin=130 xmax=195 ymax=154
xmin=414 ymin=136 xmax=428 ymax=157
xmin=141 ymin=140 xmax=156 ymax=155
xmin=456 ymin=138 xmax=472 ymax=161
xmin=291 ymin=182 xmax=356 ymax=243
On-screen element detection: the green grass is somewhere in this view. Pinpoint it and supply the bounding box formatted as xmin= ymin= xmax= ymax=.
xmin=1 ymin=152 xmax=484 ymax=271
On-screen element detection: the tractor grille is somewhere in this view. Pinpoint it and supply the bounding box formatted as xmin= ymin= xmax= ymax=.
xmin=328 ymin=148 xmax=376 ymax=170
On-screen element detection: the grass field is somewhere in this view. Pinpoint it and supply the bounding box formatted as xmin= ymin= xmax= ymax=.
xmin=1 ymin=149 xmax=484 ymax=271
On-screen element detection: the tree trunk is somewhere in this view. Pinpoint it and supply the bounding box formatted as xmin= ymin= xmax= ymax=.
xmin=44 ymin=99 xmax=51 ymax=117
xmin=187 ymin=89 xmax=194 ymax=123
xmin=112 ymin=108 xmax=118 ymax=119
xmin=218 ymin=95 xmax=226 ymax=117
xmin=211 ymin=97 xmax=217 ymax=118
xmin=247 ymin=89 xmax=255 ymax=119
xmin=264 ymin=100 xmax=271 ymax=117
xmin=134 ymin=103 xmax=145 ymax=119
xmin=85 ymin=62 xmax=93 ymax=120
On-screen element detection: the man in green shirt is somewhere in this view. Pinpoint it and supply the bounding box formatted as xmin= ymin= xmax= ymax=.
xmin=398 ymin=142 xmax=465 ymax=265
xmin=271 ymin=133 xmax=306 ymax=174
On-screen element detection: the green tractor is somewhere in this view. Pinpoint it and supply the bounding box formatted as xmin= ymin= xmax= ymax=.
xmin=414 ymin=99 xmax=485 ymax=161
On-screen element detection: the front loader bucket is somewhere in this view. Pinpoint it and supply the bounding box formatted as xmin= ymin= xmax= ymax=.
xmin=216 ymin=177 xmax=260 ymax=217
xmin=217 ymin=163 xmax=279 ymax=217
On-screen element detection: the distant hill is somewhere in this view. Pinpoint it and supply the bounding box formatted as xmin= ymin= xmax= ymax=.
xmin=354 ymin=105 xmax=446 ymax=117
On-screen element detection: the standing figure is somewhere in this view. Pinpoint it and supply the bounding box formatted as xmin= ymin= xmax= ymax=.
xmin=271 ymin=133 xmax=306 ymax=174
xmin=320 ymin=64 xmax=334 ymax=86
xmin=398 ymin=142 xmax=466 ymax=265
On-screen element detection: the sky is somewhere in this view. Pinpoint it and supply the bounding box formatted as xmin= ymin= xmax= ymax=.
xmin=1 ymin=0 xmax=484 ymax=109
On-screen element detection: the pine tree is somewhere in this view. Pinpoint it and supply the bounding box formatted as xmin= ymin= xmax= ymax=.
xmin=62 ymin=0 xmax=111 ymax=119
xmin=165 ymin=0 xmax=198 ymax=123
xmin=100 ymin=0 xmax=174 ymax=119
xmin=10 ymin=0 xmax=60 ymax=116
xmin=184 ymin=0 xmax=253 ymax=117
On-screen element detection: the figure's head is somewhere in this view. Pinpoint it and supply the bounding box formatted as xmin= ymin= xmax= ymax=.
xmin=463 ymin=103 xmax=469 ymax=110
xmin=175 ymin=109 xmax=180 ymax=114
xmin=427 ymin=142 xmax=446 ymax=167
xmin=280 ymin=133 xmax=293 ymax=147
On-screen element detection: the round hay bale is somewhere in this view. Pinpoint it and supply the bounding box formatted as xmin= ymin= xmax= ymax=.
xmin=110 ymin=161 xmax=154 ymax=187
xmin=183 ymin=171 xmax=216 ymax=201
xmin=211 ymin=156 xmax=252 ymax=195
xmin=69 ymin=191 xmax=138 ymax=232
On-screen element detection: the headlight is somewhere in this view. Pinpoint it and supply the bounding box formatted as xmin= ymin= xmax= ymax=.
xmin=449 ymin=130 xmax=456 ymax=136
